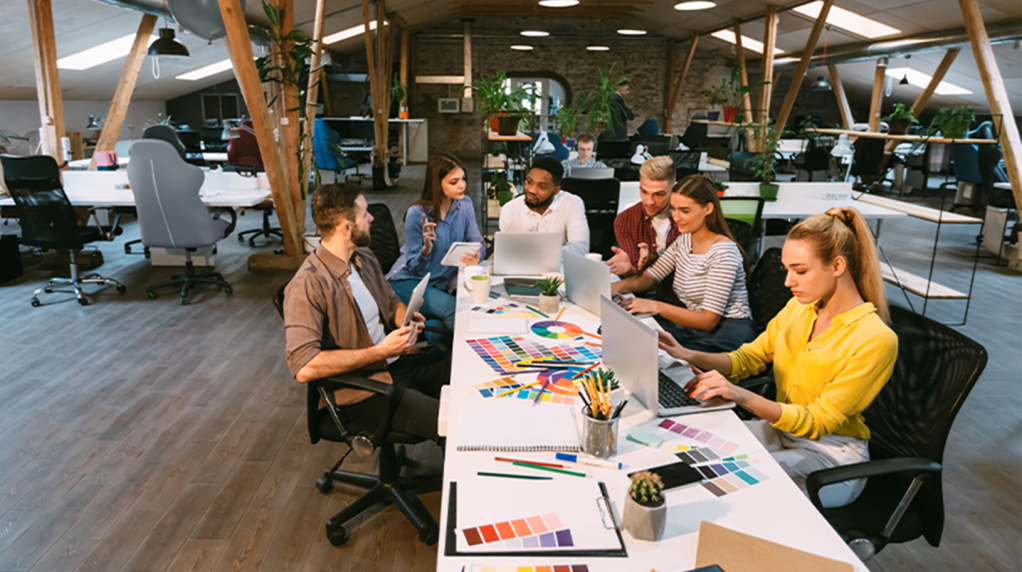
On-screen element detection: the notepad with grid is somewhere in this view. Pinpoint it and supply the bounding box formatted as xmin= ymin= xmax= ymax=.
xmin=455 ymin=400 xmax=581 ymax=453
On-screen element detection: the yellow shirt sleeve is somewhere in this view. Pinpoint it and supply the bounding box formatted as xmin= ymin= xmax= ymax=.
xmin=774 ymin=328 xmax=898 ymax=440
xmin=727 ymin=297 xmax=794 ymax=381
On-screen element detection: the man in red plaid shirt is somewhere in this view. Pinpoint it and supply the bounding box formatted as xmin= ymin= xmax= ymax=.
xmin=605 ymin=156 xmax=678 ymax=277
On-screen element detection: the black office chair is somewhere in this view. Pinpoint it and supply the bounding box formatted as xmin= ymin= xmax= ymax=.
xmin=629 ymin=134 xmax=671 ymax=157
xmin=746 ymin=247 xmax=791 ymax=335
xmin=1 ymin=154 xmax=126 ymax=306
xmin=366 ymin=203 xmax=402 ymax=275
xmin=560 ymin=177 xmax=621 ymax=261
xmin=680 ymin=120 xmax=708 ymax=151
xmin=794 ymin=140 xmax=832 ymax=181
xmin=850 ymin=138 xmax=889 ymax=192
xmin=719 ymin=196 xmax=765 ymax=264
xmin=669 ymin=150 xmax=702 ymax=179
xmin=806 ymin=305 xmax=987 ymax=561
xmin=595 ymin=140 xmax=633 ymax=181
xmin=272 ymin=285 xmax=442 ymax=547
xmin=728 ymin=151 xmax=761 ymax=182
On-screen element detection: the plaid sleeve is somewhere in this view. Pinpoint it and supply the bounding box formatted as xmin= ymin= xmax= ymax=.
xmin=613 ymin=206 xmax=642 ymax=267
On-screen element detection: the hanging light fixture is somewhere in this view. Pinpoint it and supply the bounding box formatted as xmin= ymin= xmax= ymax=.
xmin=616 ymin=18 xmax=647 ymax=35
xmin=86 ymin=115 xmax=102 ymax=130
xmin=521 ymin=18 xmax=549 ymax=37
xmin=538 ymin=0 xmax=579 ymax=6
xmin=810 ymin=26 xmax=832 ymax=91
xmin=148 ymin=0 xmax=189 ymax=58
xmin=900 ymin=55 xmax=911 ymax=85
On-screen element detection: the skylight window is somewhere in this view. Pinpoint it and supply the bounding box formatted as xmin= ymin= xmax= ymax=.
xmin=57 ymin=34 xmax=156 ymax=71
xmin=176 ymin=59 xmax=233 ymax=81
xmin=793 ymin=2 xmax=900 ymax=39
xmin=323 ymin=20 xmax=383 ymax=45
xmin=885 ymin=68 xmax=972 ymax=95
xmin=710 ymin=30 xmax=784 ymax=55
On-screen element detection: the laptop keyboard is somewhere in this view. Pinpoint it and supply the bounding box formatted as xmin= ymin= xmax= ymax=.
xmin=659 ymin=371 xmax=702 ymax=408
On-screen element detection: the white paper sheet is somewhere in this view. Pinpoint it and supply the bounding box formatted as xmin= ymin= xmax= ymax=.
xmin=469 ymin=316 xmax=528 ymax=333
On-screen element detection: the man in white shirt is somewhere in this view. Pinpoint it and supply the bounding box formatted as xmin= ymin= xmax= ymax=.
xmin=499 ymin=157 xmax=590 ymax=258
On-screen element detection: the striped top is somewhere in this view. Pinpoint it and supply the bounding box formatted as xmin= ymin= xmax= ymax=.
xmin=644 ymin=233 xmax=751 ymax=319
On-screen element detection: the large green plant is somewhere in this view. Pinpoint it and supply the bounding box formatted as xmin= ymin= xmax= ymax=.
xmin=928 ymin=105 xmax=974 ymax=140
xmin=555 ymin=104 xmax=581 ymax=139
xmin=486 ymin=171 xmax=516 ymax=206
xmin=701 ymin=67 xmax=755 ymax=111
xmin=391 ymin=74 xmax=406 ymax=105
xmin=578 ymin=64 xmax=633 ymax=134
xmin=740 ymin=122 xmax=784 ymax=185
xmin=883 ymin=103 xmax=918 ymax=123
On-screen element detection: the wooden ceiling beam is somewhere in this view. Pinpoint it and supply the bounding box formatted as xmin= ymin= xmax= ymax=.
xmin=868 ymin=58 xmax=887 ymax=132
xmin=664 ymin=34 xmax=698 ymax=134
xmin=774 ymin=0 xmax=834 ymax=131
xmin=299 ymin=0 xmax=327 ymax=213
xmin=757 ymin=5 xmax=778 ymax=125
xmin=733 ymin=18 xmax=753 ymax=124
xmin=828 ymin=65 xmax=854 ymax=131
xmin=27 ymin=0 xmax=65 ymax=163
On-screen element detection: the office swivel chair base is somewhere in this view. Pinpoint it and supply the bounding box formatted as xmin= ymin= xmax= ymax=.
xmin=146 ymin=251 xmax=232 ymax=305
xmin=318 ymin=444 xmax=442 ymax=547
xmin=237 ymin=208 xmax=283 ymax=247
xmin=31 ymin=249 xmax=126 ymax=307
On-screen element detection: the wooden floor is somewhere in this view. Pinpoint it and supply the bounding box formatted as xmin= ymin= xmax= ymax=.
xmin=0 ymin=167 xmax=1017 ymax=572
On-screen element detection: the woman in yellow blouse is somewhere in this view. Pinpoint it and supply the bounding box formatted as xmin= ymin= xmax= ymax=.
xmin=658 ymin=207 xmax=898 ymax=508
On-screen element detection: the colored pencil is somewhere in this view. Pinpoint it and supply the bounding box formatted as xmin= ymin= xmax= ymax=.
xmin=554 ymin=307 xmax=566 ymax=321
xmin=525 ymin=305 xmax=549 ymax=318
xmin=478 ymin=472 xmax=552 ymax=480
xmin=569 ymin=362 xmax=600 ymax=381
xmin=495 ymin=378 xmax=544 ymax=398
xmin=532 ymin=378 xmax=551 ymax=405
xmin=582 ymin=331 xmax=601 ymax=339
xmin=511 ymin=461 xmax=587 ymax=478
xmin=495 ymin=457 xmax=563 ymax=468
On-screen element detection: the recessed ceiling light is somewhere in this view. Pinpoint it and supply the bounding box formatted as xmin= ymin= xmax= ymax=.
xmin=57 ymin=33 xmax=157 ymax=71
xmin=674 ymin=1 xmax=715 ymax=10
xmin=176 ymin=59 xmax=234 ymax=81
xmin=539 ymin=0 xmax=579 ymax=6
xmin=511 ymin=45 xmax=534 ymax=51
xmin=522 ymin=18 xmax=549 ymax=37
xmin=587 ymin=46 xmax=610 ymax=51
xmin=793 ymin=2 xmax=900 ymax=39
xmin=617 ymin=28 xmax=647 ymax=36
xmin=710 ymin=30 xmax=784 ymax=55
xmin=885 ymin=68 xmax=971 ymax=95
xmin=521 ymin=30 xmax=550 ymax=37
xmin=323 ymin=20 xmax=383 ymax=45
xmin=617 ymin=18 xmax=646 ymax=35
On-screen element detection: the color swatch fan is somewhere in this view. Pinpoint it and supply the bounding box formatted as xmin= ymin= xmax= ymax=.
xmin=466 ymin=335 xmax=601 ymax=375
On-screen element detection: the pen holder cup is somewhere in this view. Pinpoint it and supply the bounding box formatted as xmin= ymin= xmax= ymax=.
xmin=581 ymin=407 xmax=619 ymax=459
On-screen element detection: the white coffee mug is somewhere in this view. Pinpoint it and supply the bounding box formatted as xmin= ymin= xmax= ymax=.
xmin=586 ymin=253 xmax=602 ymax=263
xmin=464 ymin=274 xmax=492 ymax=304
xmin=464 ymin=265 xmax=486 ymax=278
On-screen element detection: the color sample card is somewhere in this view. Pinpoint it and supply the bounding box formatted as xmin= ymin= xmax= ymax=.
xmin=656 ymin=418 xmax=742 ymax=453
xmin=472 ymin=303 xmax=543 ymax=319
xmin=459 ymin=513 xmax=574 ymax=550
xmin=626 ymin=426 xmax=664 ymax=448
xmin=466 ymin=336 xmax=602 ymax=375
xmin=530 ymin=320 xmax=584 ymax=340
xmin=700 ymin=465 xmax=770 ymax=498
xmin=468 ymin=565 xmax=590 ymax=572
xmin=464 ymin=375 xmax=578 ymax=406
xmin=673 ymin=446 xmax=729 ymax=465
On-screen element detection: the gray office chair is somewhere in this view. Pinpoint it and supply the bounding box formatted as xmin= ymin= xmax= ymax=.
xmin=127 ymin=140 xmax=236 ymax=305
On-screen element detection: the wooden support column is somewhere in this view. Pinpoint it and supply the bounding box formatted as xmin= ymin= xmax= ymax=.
xmin=299 ymin=0 xmax=327 ymax=201
xmin=775 ymin=0 xmax=834 ymax=131
xmin=321 ymin=73 xmax=333 ymax=116
xmin=218 ymin=0 xmax=301 ymax=259
xmin=758 ymin=5 xmax=778 ymax=124
xmin=884 ymin=49 xmax=960 ymax=153
xmin=463 ymin=19 xmax=472 ymax=99
xmin=664 ymin=35 xmax=698 ymax=133
xmin=663 ymin=38 xmax=675 ymax=126
xmin=868 ymin=58 xmax=887 ymax=132
xmin=27 ymin=0 xmax=65 ymax=162
xmin=959 ymin=0 xmax=1022 ymax=208
xmin=89 ymin=14 xmax=157 ymax=170
xmin=733 ymin=19 xmax=753 ymax=124
xmin=278 ymin=0 xmax=304 ymax=234
xmin=828 ymin=65 xmax=854 ymax=130
xmin=362 ymin=0 xmax=392 ymax=172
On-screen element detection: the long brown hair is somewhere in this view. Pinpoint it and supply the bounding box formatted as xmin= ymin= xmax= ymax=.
xmin=410 ymin=152 xmax=465 ymax=222
xmin=788 ymin=207 xmax=889 ymax=323
xmin=673 ymin=174 xmax=739 ymax=248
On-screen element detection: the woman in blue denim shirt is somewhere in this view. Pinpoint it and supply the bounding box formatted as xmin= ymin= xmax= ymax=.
xmin=390 ymin=153 xmax=485 ymax=344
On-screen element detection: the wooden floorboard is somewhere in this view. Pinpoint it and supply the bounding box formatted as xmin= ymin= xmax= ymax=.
xmin=0 ymin=169 xmax=1016 ymax=571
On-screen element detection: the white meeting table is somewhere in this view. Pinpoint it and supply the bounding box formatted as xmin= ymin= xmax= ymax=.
xmin=436 ymin=278 xmax=866 ymax=571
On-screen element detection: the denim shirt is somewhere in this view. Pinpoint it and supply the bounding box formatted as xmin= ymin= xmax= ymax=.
xmin=390 ymin=196 xmax=486 ymax=289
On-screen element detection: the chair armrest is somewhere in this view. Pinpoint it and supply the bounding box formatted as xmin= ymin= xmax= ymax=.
xmin=211 ymin=207 xmax=238 ymax=237
xmin=316 ymin=374 xmax=397 ymax=400
xmin=313 ymin=374 xmax=402 ymax=453
xmin=806 ymin=457 xmax=941 ymax=511
xmin=736 ymin=372 xmax=774 ymax=392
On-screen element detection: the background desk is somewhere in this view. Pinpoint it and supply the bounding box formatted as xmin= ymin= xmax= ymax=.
xmin=436 ymin=277 xmax=866 ymax=571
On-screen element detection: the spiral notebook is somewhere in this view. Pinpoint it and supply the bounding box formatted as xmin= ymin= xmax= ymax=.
xmin=456 ymin=400 xmax=581 ymax=453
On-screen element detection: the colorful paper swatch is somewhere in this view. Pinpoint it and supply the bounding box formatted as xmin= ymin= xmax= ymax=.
xmin=468 ymin=565 xmax=590 ymax=572
xmin=472 ymin=303 xmax=543 ymax=319
xmin=464 ymin=375 xmax=578 ymax=406
xmin=626 ymin=426 xmax=664 ymax=448
xmin=656 ymin=418 xmax=742 ymax=453
xmin=466 ymin=336 xmax=601 ymax=375
xmin=459 ymin=513 xmax=574 ymax=550
xmin=530 ymin=320 xmax=584 ymax=340
xmin=673 ymin=446 xmax=729 ymax=465
xmin=699 ymin=464 xmax=770 ymax=497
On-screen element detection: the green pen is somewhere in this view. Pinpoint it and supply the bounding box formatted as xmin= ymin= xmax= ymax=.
xmin=512 ymin=461 xmax=587 ymax=478
xmin=525 ymin=305 xmax=549 ymax=318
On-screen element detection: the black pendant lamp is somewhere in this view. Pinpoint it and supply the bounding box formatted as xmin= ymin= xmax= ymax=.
xmin=149 ymin=0 xmax=189 ymax=58
xmin=810 ymin=26 xmax=832 ymax=92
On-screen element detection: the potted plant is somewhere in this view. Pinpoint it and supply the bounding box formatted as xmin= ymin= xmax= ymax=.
xmin=392 ymin=74 xmax=408 ymax=120
xmin=536 ymin=276 xmax=562 ymax=314
xmin=928 ymin=105 xmax=975 ymax=140
xmin=623 ymin=470 xmax=666 ymax=541
xmin=701 ymin=67 xmax=753 ymax=124
xmin=555 ymin=104 xmax=580 ymax=147
xmin=883 ymin=103 xmax=918 ymax=136
xmin=741 ymin=123 xmax=783 ymax=201
xmin=713 ymin=180 xmax=729 ymax=198
xmin=473 ymin=71 xmax=512 ymax=132
xmin=578 ymin=64 xmax=634 ymax=136
xmin=485 ymin=171 xmax=516 ymax=217
xmin=699 ymin=83 xmax=727 ymax=122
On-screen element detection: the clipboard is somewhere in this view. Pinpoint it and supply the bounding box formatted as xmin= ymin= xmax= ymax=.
xmin=441 ymin=242 xmax=483 ymax=267
xmin=443 ymin=480 xmax=627 ymax=558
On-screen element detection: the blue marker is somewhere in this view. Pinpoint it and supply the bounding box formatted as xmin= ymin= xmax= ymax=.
xmin=555 ymin=452 xmax=622 ymax=470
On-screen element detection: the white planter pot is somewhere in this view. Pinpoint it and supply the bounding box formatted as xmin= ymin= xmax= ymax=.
xmin=538 ymin=293 xmax=559 ymax=315
xmin=622 ymin=496 xmax=666 ymax=542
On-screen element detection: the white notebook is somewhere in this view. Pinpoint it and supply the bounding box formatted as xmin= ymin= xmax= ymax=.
xmin=456 ymin=400 xmax=581 ymax=453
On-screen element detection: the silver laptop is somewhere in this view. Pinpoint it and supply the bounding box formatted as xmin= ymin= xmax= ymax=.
xmin=569 ymin=167 xmax=616 ymax=180
xmin=563 ymin=251 xmax=611 ymax=316
xmin=492 ymin=232 xmax=562 ymax=276
xmin=600 ymin=296 xmax=736 ymax=417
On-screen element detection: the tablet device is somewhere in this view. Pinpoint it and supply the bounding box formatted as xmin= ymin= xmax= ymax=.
xmin=440 ymin=242 xmax=482 ymax=267
xmin=629 ymin=461 xmax=703 ymax=490
xmin=401 ymin=273 xmax=430 ymax=327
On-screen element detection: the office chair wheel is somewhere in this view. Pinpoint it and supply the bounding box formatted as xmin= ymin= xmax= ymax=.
xmin=147 ymin=292 xmax=158 ymax=300
xmin=180 ymin=297 xmax=189 ymax=306
xmin=124 ymin=244 xmax=132 ymax=254
xmin=316 ymin=477 xmax=335 ymax=493
xmin=224 ymin=287 xmax=233 ymax=295
xmin=77 ymin=297 xmax=89 ymax=306
xmin=31 ymin=298 xmax=41 ymax=307
xmin=326 ymin=525 xmax=349 ymax=546
xmin=395 ymin=444 xmax=407 ymax=467
xmin=117 ymin=285 xmax=127 ymax=293
xmin=419 ymin=525 xmax=439 ymax=546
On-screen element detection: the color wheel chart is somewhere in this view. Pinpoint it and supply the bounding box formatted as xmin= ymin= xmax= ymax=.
xmin=464 ymin=368 xmax=586 ymax=405
xmin=530 ymin=320 xmax=584 ymax=340
xmin=468 ymin=565 xmax=591 ymax=572
xmin=459 ymin=512 xmax=575 ymax=549
xmin=465 ymin=336 xmax=601 ymax=375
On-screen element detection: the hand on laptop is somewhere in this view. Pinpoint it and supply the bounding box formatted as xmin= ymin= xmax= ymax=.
xmin=619 ymin=295 xmax=658 ymax=316
xmin=683 ymin=369 xmax=737 ymax=403
xmin=657 ymin=330 xmax=691 ymax=361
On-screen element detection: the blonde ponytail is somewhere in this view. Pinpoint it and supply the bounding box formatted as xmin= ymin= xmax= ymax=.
xmin=788 ymin=207 xmax=889 ymax=323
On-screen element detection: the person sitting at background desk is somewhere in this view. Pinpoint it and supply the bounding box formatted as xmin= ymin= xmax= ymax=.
xmin=390 ymin=153 xmax=484 ymax=347
xmin=611 ymin=175 xmax=754 ymax=352
xmin=659 ymin=207 xmax=898 ymax=508
xmin=284 ymin=182 xmax=449 ymax=444
xmin=499 ymin=157 xmax=590 ymax=258
xmin=605 ymin=155 xmax=678 ymax=277
xmin=560 ymin=133 xmax=607 ymax=177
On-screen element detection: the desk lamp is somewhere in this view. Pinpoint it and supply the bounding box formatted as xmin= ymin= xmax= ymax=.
xmin=831 ymin=134 xmax=854 ymax=180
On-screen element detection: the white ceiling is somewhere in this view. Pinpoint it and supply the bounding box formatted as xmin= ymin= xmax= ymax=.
xmin=0 ymin=0 xmax=1019 ymax=114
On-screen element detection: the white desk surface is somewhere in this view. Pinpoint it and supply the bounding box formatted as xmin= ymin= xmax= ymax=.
xmin=0 ymin=170 xmax=270 ymax=209
xmin=617 ymin=181 xmax=908 ymax=221
xmin=437 ymin=281 xmax=866 ymax=571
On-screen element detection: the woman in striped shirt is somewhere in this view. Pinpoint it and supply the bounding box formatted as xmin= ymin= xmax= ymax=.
xmin=610 ymin=175 xmax=755 ymax=352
